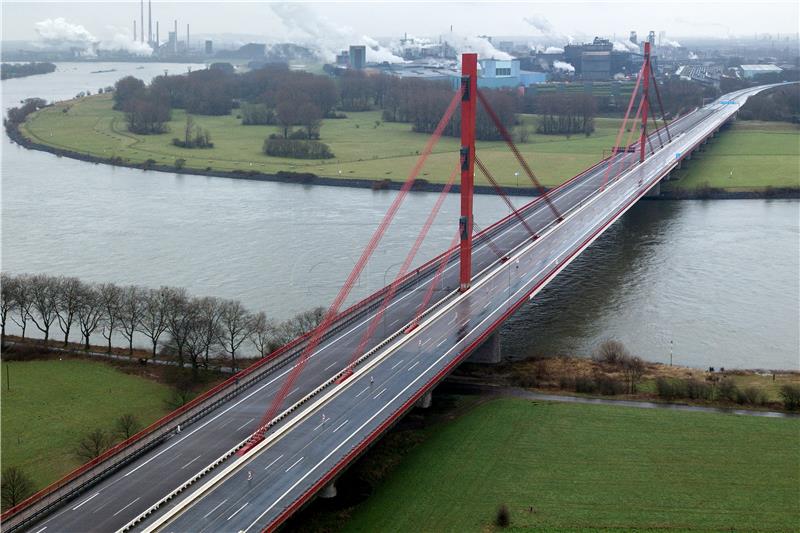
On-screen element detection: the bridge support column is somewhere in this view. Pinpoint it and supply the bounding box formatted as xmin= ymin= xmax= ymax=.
xmin=416 ymin=390 xmax=433 ymax=409
xmin=468 ymin=332 xmax=502 ymax=364
xmin=645 ymin=181 xmax=661 ymax=197
xmin=319 ymin=481 xmax=337 ymax=499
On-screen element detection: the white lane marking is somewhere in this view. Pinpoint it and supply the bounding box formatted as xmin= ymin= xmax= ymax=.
xmin=482 ymin=301 xmax=491 ymax=310
xmin=236 ymin=418 xmax=255 ymax=432
xmin=390 ymin=359 xmax=403 ymax=370
xmin=435 ymin=338 xmax=447 ymax=348
xmin=241 ymin=113 xmax=704 ymax=531
xmin=420 ymin=337 xmax=431 ymax=347
xmin=408 ymin=361 xmax=420 ymax=371
xmin=264 ymin=454 xmax=284 ymax=470
xmin=447 ymin=315 xmax=456 ymax=325
xmin=373 ymin=387 xmax=387 ymax=399
xmin=313 ymin=420 xmax=325 ymax=431
xmin=112 ymin=497 xmax=140 ymax=517
xmin=355 ymin=386 xmax=369 ymax=398
xmin=33 ymin=527 xmax=47 ymax=533
xmin=181 ymin=455 xmax=202 ymax=469
xmin=71 ymin=492 xmax=99 ymax=511
xmin=202 ymin=498 xmax=228 ymax=520
xmin=285 ymin=457 xmax=304 ymax=473
xmin=333 ymin=420 xmax=349 ymax=433
xmin=227 ymin=502 xmax=249 ymax=521
xmin=290 ymin=387 xmax=300 ymax=396
xmin=324 ymin=361 xmax=338 ymax=371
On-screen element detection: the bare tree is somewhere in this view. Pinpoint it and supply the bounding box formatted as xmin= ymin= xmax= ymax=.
xmin=76 ymin=283 xmax=104 ymax=350
xmin=1 ymin=273 xmax=17 ymax=344
xmin=28 ymin=274 xmax=59 ymax=344
xmin=217 ymin=300 xmax=253 ymax=373
xmin=139 ymin=287 xmax=170 ymax=360
xmin=622 ymin=356 xmax=646 ymax=393
xmin=75 ymin=428 xmax=110 ymax=461
xmin=56 ymin=276 xmax=83 ymax=346
xmin=164 ymin=287 xmax=198 ymax=367
xmin=9 ymin=274 xmax=34 ymax=340
xmin=194 ymin=296 xmax=223 ymax=369
xmin=118 ymin=285 xmax=144 ymax=356
xmin=249 ymin=311 xmax=276 ymax=357
xmin=1 ymin=465 xmax=34 ymax=508
xmin=114 ymin=413 xmax=140 ymax=440
xmin=98 ymin=282 xmax=123 ymax=354
xmin=292 ymin=306 xmax=325 ymax=335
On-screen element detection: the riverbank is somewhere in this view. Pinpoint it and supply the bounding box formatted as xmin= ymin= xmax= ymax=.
xmin=13 ymin=93 xmax=798 ymax=198
xmin=454 ymin=353 xmax=800 ymax=413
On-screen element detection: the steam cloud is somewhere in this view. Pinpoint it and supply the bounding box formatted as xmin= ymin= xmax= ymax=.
xmin=269 ymin=3 xmax=403 ymax=63
xmin=553 ymin=60 xmax=575 ymax=73
xmin=524 ymin=14 xmax=574 ymax=44
xmin=34 ymin=17 xmax=152 ymax=56
xmin=613 ymin=40 xmax=640 ymax=52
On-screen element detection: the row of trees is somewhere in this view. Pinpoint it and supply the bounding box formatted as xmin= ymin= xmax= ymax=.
xmin=0 ymin=273 xmax=325 ymax=374
xmin=535 ymin=93 xmax=596 ymax=136
xmin=113 ymin=76 xmax=171 ymax=134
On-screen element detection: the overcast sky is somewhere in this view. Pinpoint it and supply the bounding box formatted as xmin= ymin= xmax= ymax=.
xmin=3 ymin=1 xmax=799 ymax=44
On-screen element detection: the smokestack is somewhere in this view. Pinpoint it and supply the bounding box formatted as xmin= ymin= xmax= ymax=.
xmin=187 ymin=24 xmax=190 ymax=51
xmin=134 ymin=20 xmax=137 ymax=42
xmin=148 ymin=0 xmax=152 ymax=45
xmin=140 ymin=0 xmax=144 ymax=43
xmin=174 ymin=19 xmax=177 ymax=53
xmin=156 ymin=21 xmax=159 ymax=46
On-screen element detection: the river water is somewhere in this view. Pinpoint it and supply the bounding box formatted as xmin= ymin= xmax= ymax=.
xmin=2 ymin=62 xmax=798 ymax=370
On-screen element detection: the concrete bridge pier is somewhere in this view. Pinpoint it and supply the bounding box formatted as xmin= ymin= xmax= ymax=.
xmin=645 ymin=181 xmax=661 ymax=197
xmin=467 ymin=332 xmax=502 ymax=364
xmin=416 ymin=390 xmax=433 ymax=409
xmin=319 ymin=481 xmax=337 ymax=499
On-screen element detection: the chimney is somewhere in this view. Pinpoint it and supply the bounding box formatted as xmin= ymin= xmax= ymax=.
xmin=187 ymin=24 xmax=190 ymax=51
xmin=134 ymin=20 xmax=137 ymax=42
xmin=174 ymin=19 xmax=178 ymax=53
xmin=140 ymin=0 xmax=144 ymax=43
xmin=148 ymin=0 xmax=152 ymax=45
xmin=156 ymin=21 xmax=159 ymax=45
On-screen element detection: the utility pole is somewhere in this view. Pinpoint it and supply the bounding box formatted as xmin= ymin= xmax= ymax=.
xmin=459 ymin=53 xmax=477 ymax=292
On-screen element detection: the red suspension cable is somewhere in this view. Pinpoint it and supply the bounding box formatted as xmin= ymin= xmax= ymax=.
xmin=339 ymin=165 xmax=459 ymax=379
xmin=240 ymin=89 xmax=463 ymax=450
xmin=476 ymin=89 xmax=563 ymax=222
xmin=601 ymin=66 xmax=644 ymax=188
xmin=407 ymin=230 xmax=460 ymax=332
xmin=474 ymin=156 xmax=539 ymax=241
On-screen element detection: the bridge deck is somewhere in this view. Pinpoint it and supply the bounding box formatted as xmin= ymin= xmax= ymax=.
xmin=19 ymin=85 xmax=772 ymax=533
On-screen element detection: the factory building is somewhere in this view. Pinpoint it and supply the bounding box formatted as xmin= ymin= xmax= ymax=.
xmin=446 ymin=58 xmax=546 ymax=89
xmin=739 ymin=64 xmax=782 ymax=78
xmin=205 ymin=40 xmax=213 ymax=55
xmin=349 ymin=45 xmax=366 ymax=69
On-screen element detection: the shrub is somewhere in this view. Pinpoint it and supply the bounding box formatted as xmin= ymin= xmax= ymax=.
xmin=595 ymin=339 xmax=630 ymax=366
xmin=263 ymin=137 xmax=334 ymax=159
xmin=574 ymin=376 xmax=597 ymax=394
xmin=740 ymin=386 xmax=767 ymax=406
xmin=685 ymin=378 xmax=713 ymax=400
xmin=595 ymin=375 xmax=625 ymax=395
xmin=779 ymin=384 xmax=800 ymax=411
xmin=716 ymin=379 xmax=741 ymax=403
xmin=656 ymin=377 xmax=688 ymax=400
xmin=495 ymin=504 xmax=510 ymax=528
xmin=174 ymin=158 xmax=186 ymax=169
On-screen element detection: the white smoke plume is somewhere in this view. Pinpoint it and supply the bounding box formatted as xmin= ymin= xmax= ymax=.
xmin=553 ymin=60 xmax=575 ymax=73
xmin=449 ymin=34 xmax=513 ymax=60
xmin=269 ymin=3 xmax=403 ymax=64
xmin=613 ymin=40 xmax=640 ymax=52
xmin=35 ymin=18 xmax=96 ymax=47
xmin=544 ymin=46 xmax=564 ymax=54
xmin=34 ymin=18 xmax=151 ymax=56
xmin=523 ymin=14 xmax=574 ymax=44
xmin=661 ymin=39 xmax=682 ymax=48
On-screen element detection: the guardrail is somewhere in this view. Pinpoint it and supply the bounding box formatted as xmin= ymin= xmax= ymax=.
xmin=0 ymin=130 xmax=648 ymax=531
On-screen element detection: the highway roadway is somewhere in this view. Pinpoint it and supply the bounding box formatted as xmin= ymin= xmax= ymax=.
xmin=20 ymin=86 xmax=768 ymax=533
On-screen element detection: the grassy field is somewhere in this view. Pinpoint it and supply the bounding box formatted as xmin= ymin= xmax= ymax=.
xmin=0 ymin=359 xmax=173 ymax=491
xmin=20 ymin=94 xmax=623 ymax=188
xmin=342 ymin=399 xmax=800 ymax=532
xmin=667 ymin=121 xmax=800 ymax=192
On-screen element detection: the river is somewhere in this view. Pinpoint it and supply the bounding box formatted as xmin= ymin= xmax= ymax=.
xmin=2 ymin=62 xmax=798 ymax=370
